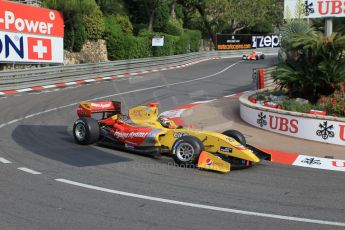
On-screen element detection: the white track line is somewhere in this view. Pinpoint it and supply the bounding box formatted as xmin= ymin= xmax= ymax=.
xmin=55 ymin=178 xmax=345 ymax=227
xmin=0 ymin=157 xmax=12 ymax=164
xmin=224 ymin=93 xmax=236 ymax=98
xmin=0 ymin=61 xmax=241 ymax=129
xmin=18 ymin=167 xmax=42 ymax=175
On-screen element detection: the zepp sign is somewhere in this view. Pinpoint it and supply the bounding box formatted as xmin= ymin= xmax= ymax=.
xmin=0 ymin=1 xmax=64 ymax=64
xmin=252 ymin=35 xmax=280 ymax=48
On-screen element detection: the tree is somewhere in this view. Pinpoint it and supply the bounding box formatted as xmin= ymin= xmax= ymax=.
xmin=178 ymin=0 xmax=283 ymax=47
xmin=96 ymin=0 xmax=128 ymax=15
xmin=125 ymin=0 xmax=170 ymax=32
xmin=43 ymin=0 xmax=103 ymax=51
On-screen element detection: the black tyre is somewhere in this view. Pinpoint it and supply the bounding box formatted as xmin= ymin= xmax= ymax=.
xmin=73 ymin=117 xmax=100 ymax=145
xmin=172 ymin=136 xmax=204 ymax=166
xmin=222 ymin=130 xmax=246 ymax=145
xmin=255 ymin=55 xmax=259 ymax=60
xmin=261 ymin=54 xmax=265 ymax=59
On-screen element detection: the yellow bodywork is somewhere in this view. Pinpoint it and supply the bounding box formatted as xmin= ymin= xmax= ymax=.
xmin=124 ymin=104 xmax=261 ymax=173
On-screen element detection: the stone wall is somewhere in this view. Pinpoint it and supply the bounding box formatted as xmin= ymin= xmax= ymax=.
xmin=0 ymin=39 xmax=108 ymax=70
xmin=200 ymin=39 xmax=214 ymax=51
xmin=64 ymin=39 xmax=108 ymax=65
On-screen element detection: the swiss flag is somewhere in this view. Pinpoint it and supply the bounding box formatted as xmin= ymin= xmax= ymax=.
xmin=27 ymin=37 xmax=52 ymax=60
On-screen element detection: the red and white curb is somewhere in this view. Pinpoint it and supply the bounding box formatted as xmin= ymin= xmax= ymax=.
xmin=161 ymin=94 xmax=345 ymax=172
xmin=0 ymin=57 xmax=219 ymax=96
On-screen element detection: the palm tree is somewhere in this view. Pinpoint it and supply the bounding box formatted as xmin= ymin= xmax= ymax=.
xmin=274 ymin=32 xmax=345 ymax=102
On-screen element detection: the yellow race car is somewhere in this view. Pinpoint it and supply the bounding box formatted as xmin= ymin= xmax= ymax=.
xmin=73 ymin=101 xmax=271 ymax=173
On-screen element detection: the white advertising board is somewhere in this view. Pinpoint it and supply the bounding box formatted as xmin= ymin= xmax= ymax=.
xmin=152 ymin=36 xmax=164 ymax=47
xmin=0 ymin=31 xmax=63 ymax=63
xmin=240 ymin=104 xmax=345 ymax=146
xmin=0 ymin=1 xmax=64 ymax=64
xmin=284 ymin=0 xmax=345 ymax=19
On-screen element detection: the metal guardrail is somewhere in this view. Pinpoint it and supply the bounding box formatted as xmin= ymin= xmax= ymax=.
xmin=253 ymin=66 xmax=277 ymax=89
xmin=0 ymin=48 xmax=279 ymax=91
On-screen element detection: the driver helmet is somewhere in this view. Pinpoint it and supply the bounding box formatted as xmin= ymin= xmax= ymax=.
xmin=158 ymin=116 xmax=171 ymax=128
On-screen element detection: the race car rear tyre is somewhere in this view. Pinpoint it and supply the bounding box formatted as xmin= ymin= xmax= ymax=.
xmin=172 ymin=136 xmax=204 ymax=167
xmin=222 ymin=130 xmax=246 ymax=145
xmin=73 ymin=117 xmax=100 ymax=145
xmin=261 ymin=54 xmax=265 ymax=59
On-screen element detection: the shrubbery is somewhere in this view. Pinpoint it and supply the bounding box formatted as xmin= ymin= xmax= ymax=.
xmin=185 ymin=29 xmax=202 ymax=52
xmin=45 ymin=0 xmax=201 ymax=59
xmin=274 ymin=31 xmax=345 ymax=103
xmin=164 ymin=19 xmax=184 ymax=36
xmin=64 ymin=21 xmax=87 ymax=52
xmin=105 ymin=16 xmax=201 ymax=60
xmin=104 ymin=16 xmax=151 ymax=60
xmin=83 ymin=7 xmax=105 ymax=40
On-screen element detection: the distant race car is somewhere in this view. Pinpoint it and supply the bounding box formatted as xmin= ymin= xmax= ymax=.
xmin=73 ymin=101 xmax=271 ymax=173
xmin=242 ymin=51 xmax=265 ymax=60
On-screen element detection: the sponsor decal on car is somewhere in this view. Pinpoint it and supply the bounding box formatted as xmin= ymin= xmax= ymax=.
xmin=234 ymin=145 xmax=247 ymax=150
xmin=91 ymin=102 xmax=112 ymax=109
xmin=220 ymin=146 xmax=233 ymax=153
xmin=206 ymin=158 xmax=213 ymax=166
xmin=173 ymin=132 xmax=188 ymax=139
xmin=114 ymin=131 xmax=148 ymax=139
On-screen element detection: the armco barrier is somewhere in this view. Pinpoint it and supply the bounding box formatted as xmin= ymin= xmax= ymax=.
xmin=253 ymin=66 xmax=277 ymax=89
xmin=240 ymin=91 xmax=345 ymax=146
xmin=0 ymin=48 xmax=279 ymax=91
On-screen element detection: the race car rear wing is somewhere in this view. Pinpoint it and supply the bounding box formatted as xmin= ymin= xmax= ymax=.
xmin=77 ymin=101 xmax=121 ymax=118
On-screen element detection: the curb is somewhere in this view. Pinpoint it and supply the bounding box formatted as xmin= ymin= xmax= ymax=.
xmin=161 ymin=95 xmax=345 ymax=172
xmin=0 ymin=57 xmax=219 ymax=96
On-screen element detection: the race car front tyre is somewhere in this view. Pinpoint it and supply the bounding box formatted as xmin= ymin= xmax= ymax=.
xmin=172 ymin=136 xmax=204 ymax=167
xmin=261 ymin=54 xmax=265 ymax=59
xmin=73 ymin=117 xmax=100 ymax=145
xmin=222 ymin=130 xmax=246 ymax=145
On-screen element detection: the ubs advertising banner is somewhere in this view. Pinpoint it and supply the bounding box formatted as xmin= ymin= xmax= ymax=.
xmin=284 ymin=0 xmax=345 ymax=19
xmin=0 ymin=1 xmax=64 ymax=64
xmin=216 ymin=34 xmax=280 ymax=50
xmin=240 ymin=104 xmax=345 ymax=146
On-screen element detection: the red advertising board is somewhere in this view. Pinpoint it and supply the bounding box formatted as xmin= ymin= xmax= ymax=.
xmin=0 ymin=0 xmax=64 ymax=63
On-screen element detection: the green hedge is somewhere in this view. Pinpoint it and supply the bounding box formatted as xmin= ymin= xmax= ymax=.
xmin=105 ymin=16 xmax=201 ymax=60
xmin=185 ymin=29 xmax=201 ymax=52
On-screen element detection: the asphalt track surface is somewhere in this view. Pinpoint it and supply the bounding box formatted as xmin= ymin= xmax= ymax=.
xmin=0 ymin=56 xmax=344 ymax=230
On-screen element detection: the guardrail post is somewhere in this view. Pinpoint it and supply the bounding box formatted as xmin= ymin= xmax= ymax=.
xmin=259 ymin=68 xmax=265 ymax=89
xmin=252 ymin=68 xmax=258 ymax=89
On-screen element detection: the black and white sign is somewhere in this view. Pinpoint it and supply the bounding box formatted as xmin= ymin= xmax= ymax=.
xmin=216 ymin=34 xmax=280 ymax=50
xmin=252 ymin=35 xmax=280 ymax=48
